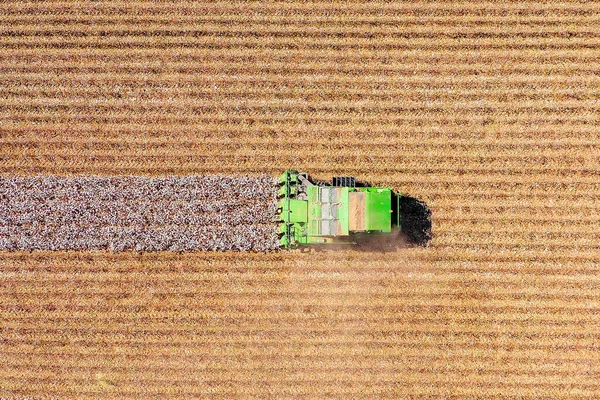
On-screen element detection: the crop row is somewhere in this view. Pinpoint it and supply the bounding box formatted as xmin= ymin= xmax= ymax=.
xmin=4 ymin=70 xmax=599 ymax=86
xmin=4 ymin=137 xmax=598 ymax=149
xmin=2 ymin=268 xmax=599 ymax=284
xmin=3 ymin=113 xmax=597 ymax=126
xmin=4 ymin=265 xmax=600 ymax=281
xmin=5 ymin=308 xmax=598 ymax=324
xmin=3 ymin=98 xmax=600 ymax=111
xmin=3 ymin=86 xmax=600 ymax=102
xmin=2 ymin=335 xmax=599 ymax=357
xmin=3 ymin=356 xmax=599 ymax=378
xmin=4 ymin=24 xmax=599 ymax=37
xmin=7 ymin=293 xmax=600 ymax=309
xmin=0 ymin=382 xmax=594 ymax=399
xmin=2 ymin=80 xmax=597 ymax=97
xmin=1 ymin=36 xmax=598 ymax=50
xmin=2 ymin=126 xmax=597 ymax=143
xmin=4 ymin=342 xmax=594 ymax=361
xmin=5 ymin=284 xmax=600 ymax=299
xmin=5 ymin=47 xmax=600 ymax=63
xmin=3 ymin=256 xmax=599 ymax=275
xmin=2 ymin=291 xmax=598 ymax=308
xmin=0 ymin=1 xmax=596 ymax=13
xmin=0 ymin=360 xmax=598 ymax=384
xmin=3 ymin=140 xmax=599 ymax=155
xmin=2 ymin=149 xmax=599 ymax=169
xmin=2 ymin=13 xmax=598 ymax=25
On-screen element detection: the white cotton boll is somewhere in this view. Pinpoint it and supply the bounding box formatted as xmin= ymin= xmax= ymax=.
xmin=0 ymin=175 xmax=280 ymax=252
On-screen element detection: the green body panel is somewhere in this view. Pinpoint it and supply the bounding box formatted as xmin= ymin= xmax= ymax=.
xmin=364 ymin=188 xmax=392 ymax=232
xmin=285 ymin=199 xmax=307 ymax=223
xmin=279 ymin=169 xmax=401 ymax=249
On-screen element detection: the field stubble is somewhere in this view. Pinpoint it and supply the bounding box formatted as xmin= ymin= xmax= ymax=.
xmin=1 ymin=0 xmax=600 ymax=398
xmin=3 ymin=252 xmax=600 ymax=398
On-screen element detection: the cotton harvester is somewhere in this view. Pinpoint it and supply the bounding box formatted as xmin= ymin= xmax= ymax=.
xmin=278 ymin=169 xmax=431 ymax=249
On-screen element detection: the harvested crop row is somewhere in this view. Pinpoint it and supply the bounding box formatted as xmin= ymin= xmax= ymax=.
xmin=0 ymin=175 xmax=279 ymax=252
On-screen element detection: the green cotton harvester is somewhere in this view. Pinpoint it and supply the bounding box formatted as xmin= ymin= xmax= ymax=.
xmin=278 ymin=169 xmax=431 ymax=249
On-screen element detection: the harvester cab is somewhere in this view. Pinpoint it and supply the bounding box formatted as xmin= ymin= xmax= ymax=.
xmin=278 ymin=169 xmax=411 ymax=249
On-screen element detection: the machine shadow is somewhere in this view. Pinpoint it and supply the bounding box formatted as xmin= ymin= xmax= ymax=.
xmin=398 ymin=195 xmax=433 ymax=247
xmin=352 ymin=195 xmax=432 ymax=253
